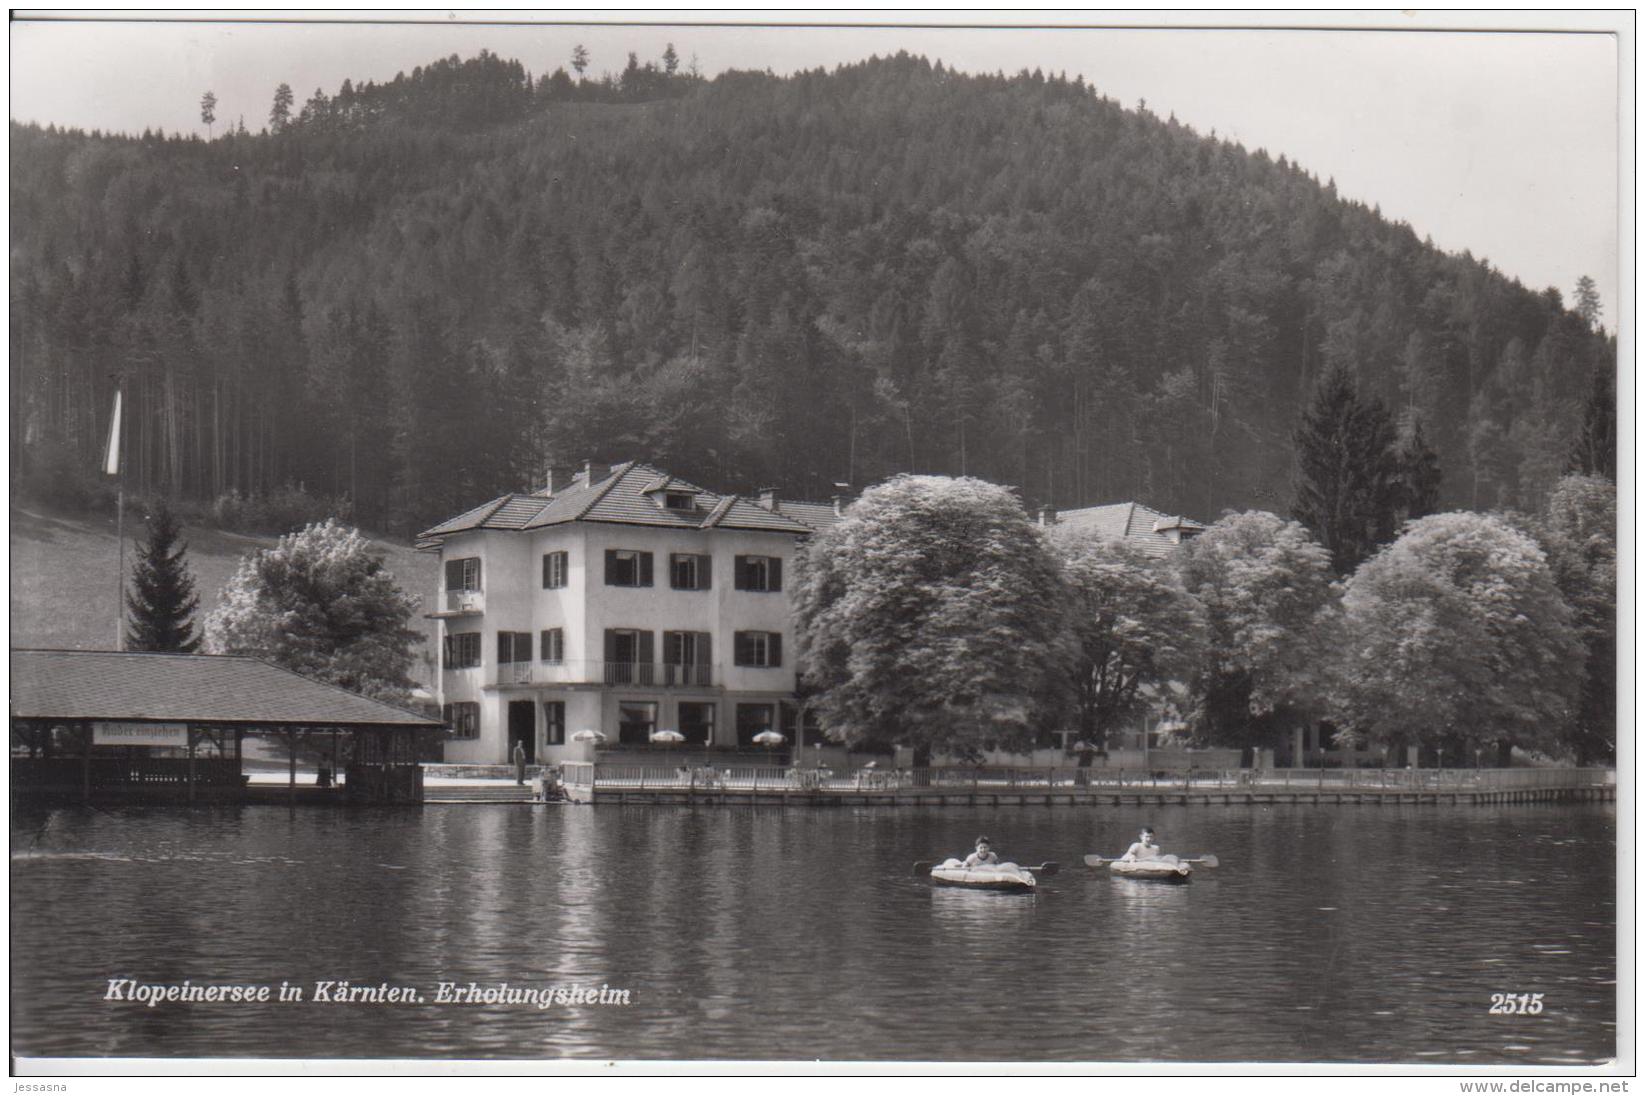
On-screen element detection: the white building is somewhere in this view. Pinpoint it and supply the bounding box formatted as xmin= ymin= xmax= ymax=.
xmin=416 ymin=461 xmax=840 ymax=764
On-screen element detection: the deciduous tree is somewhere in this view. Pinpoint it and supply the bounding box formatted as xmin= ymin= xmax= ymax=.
xmin=1540 ymin=474 xmax=1616 ymax=765
xmin=203 ymin=518 xmax=424 ymax=701
xmin=793 ymin=475 xmax=1075 ymax=764
xmin=1334 ymin=511 xmax=1582 ymax=762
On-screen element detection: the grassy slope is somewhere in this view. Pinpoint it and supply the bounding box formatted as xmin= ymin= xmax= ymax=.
xmin=9 ymin=504 xmax=442 ymax=687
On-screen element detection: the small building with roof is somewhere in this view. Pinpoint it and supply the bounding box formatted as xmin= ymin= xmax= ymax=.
xmin=417 ymin=461 xmax=845 ymax=765
xmin=1042 ymin=501 xmax=1207 ymax=557
xmin=10 ymin=648 xmax=442 ymax=803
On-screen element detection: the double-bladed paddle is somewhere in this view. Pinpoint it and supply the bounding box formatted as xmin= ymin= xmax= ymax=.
xmin=913 ymin=860 xmax=1060 ymax=877
xmin=1083 ymin=853 xmax=1219 ymax=869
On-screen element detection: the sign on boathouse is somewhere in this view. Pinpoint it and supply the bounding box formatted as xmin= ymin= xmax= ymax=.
xmin=92 ymin=722 xmax=190 ymax=747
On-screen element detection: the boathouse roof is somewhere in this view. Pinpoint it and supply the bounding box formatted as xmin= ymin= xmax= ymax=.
xmin=9 ymin=649 xmax=442 ymax=729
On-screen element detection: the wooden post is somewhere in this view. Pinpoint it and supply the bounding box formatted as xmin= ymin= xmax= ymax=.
xmin=187 ymin=726 xmax=197 ymax=805
xmin=82 ymin=721 xmax=92 ymax=803
xmin=288 ymin=728 xmax=297 ymax=807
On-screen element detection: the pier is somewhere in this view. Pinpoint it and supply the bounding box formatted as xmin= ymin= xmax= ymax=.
xmin=557 ymin=763 xmax=1615 ymax=807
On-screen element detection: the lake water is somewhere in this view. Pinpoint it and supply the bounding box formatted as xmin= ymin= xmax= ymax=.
xmin=11 ymin=800 xmax=1617 ymax=1064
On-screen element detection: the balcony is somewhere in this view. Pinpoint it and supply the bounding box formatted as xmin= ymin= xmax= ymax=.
xmin=427 ymin=589 xmax=485 ymax=619
xmin=490 ymin=661 xmax=715 ymax=689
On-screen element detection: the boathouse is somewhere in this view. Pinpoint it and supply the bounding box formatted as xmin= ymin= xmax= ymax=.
xmin=10 ymin=649 xmax=443 ymax=804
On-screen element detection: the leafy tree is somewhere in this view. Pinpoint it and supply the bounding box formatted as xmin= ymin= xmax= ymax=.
xmin=571 ymin=44 xmax=589 ymax=77
xmin=1334 ymin=511 xmax=1583 ymax=763
xmin=269 ymin=82 xmax=293 ymax=132
xmin=199 ymin=90 xmax=217 ymax=139
xmin=1178 ymin=511 xmax=1338 ymax=749
xmin=203 ymin=518 xmax=424 ymax=701
xmin=124 ymin=500 xmax=201 ymax=652
xmin=1291 ymin=363 xmax=1401 ymax=574
xmin=1051 ymin=531 xmax=1204 ymax=757
xmin=793 ymin=475 xmax=1074 ymax=765
xmin=1540 ymin=474 xmax=1616 ymax=765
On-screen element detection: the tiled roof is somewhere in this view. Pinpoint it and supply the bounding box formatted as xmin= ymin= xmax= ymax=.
xmin=10 ymin=649 xmax=442 ymax=728
xmin=1056 ymin=502 xmax=1205 ymax=558
xmin=770 ymin=500 xmax=845 ymax=532
xmin=417 ymin=461 xmax=816 ymax=542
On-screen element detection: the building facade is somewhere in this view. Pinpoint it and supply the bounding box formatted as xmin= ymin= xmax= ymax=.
xmin=418 ymin=461 xmax=837 ymax=764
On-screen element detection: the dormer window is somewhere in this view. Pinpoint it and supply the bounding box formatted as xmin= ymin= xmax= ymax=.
xmin=663 ymin=491 xmax=695 ymax=511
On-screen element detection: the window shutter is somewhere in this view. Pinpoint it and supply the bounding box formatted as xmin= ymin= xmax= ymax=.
xmin=497 ymin=633 xmax=509 ymax=663
xmin=700 ymin=555 xmax=712 ymax=589
xmin=769 ymin=557 xmax=783 ymax=591
xmin=442 ymin=635 xmax=453 ymax=666
xmin=542 ymin=554 xmax=553 ymax=588
xmin=733 ymin=631 xmax=748 ymax=666
xmin=445 ymin=559 xmax=463 ymax=591
xmin=639 ymin=552 xmax=654 ymax=587
xmin=696 ymin=632 xmax=712 ymax=667
xmin=734 ymin=556 xmax=748 ymax=590
xmin=639 ymin=630 xmax=655 ymax=666
xmin=663 ymin=631 xmax=681 ymax=665
xmin=769 ymin=633 xmax=783 ymax=668
xmin=520 ymin=632 xmax=533 ymax=662
xmin=605 ymin=550 xmax=618 ymax=585
xmin=604 ymin=629 xmax=617 ymax=663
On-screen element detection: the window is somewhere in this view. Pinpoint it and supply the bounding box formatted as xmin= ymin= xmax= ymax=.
xmin=497 ymin=632 xmax=532 ymax=664
xmin=734 ymin=555 xmax=783 ymax=592
xmin=542 ymin=701 xmax=565 ymax=746
xmin=663 ymin=491 xmax=695 ymax=511
xmin=679 ymin=702 xmax=716 ymax=745
xmin=444 ymin=632 xmax=482 ymax=670
xmin=445 ymin=556 xmax=482 ymax=592
xmin=663 ymin=631 xmax=712 ymax=686
xmin=541 ymin=551 xmax=568 ymax=589
xmin=604 ymin=628 xmax=655 ymax=685
xmin=605 ymin=549 xmax=654 ymax=587
xmin=618 ymin=701 xmax=658 ymax=745
xmin=539 ymin=628 xmax=564 ymax=663
xmin=733 ymin=631 xmax=783 ymax=668
xmin=670 ymin=553 xmax=712 ymax=591
xmin=736 ymin=703 xmax=776 ymax=747
xmin=443 ymin=701 xmax=480 ymax=739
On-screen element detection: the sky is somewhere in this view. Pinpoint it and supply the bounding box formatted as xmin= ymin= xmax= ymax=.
xmin=9 ymin=13 xmax=1626 ymax=317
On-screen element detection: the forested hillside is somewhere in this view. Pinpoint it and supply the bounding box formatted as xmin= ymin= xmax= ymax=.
xmin=10 ymin=50 xmax=1615 ymax=537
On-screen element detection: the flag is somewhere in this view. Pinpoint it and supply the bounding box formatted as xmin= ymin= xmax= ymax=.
xmin=102 ymin=389 xmax=122 ymax=476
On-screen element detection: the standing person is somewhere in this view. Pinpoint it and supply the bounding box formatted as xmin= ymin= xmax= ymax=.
xmin=962 ymin=836 xmax=1001 ymax=868
xmin=1121 ymin=827 xmax=1161 ymax=861
xmin=513 ymin=740 xmax=527 ymax=786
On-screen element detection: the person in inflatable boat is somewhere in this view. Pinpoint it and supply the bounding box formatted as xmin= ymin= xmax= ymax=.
xmin=961 ymin=836 xmax=1001 ymax=868
xmin=1121 ymin=827 xmax=1162 ymax=861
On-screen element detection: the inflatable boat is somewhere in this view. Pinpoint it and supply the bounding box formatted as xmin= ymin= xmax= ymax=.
xmin=1108 ymin=855 xmax=1192 ymax=883
xmin=929 ymin=859 xmax=1037 ymax=892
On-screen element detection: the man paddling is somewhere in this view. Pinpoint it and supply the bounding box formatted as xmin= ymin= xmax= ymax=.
xmin=1120 ymin=827 xmax=1162 ymax=861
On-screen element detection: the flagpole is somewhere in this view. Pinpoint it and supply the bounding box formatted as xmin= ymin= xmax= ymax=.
xmin=105 ymin=386 xmax=124 ymax=650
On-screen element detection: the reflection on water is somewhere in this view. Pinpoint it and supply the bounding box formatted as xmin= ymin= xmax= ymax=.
xmin=10 ymin=801 xmax=1616 ymax=1063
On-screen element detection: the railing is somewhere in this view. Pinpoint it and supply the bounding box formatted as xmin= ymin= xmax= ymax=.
xmin=572 ymin=765 xmax=1615 ymax=795
xmin=443 ymin=589 xmax=484 ymax=613
xmin=492 ymin=660 xmax=714 ymax=688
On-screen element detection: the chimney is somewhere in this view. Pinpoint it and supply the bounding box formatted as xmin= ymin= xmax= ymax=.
xmin=757 ymin=488 xmax=779 ymax=512
xmin=1038 ymin=505 xmax=1058 ymax=526
xmin=831 ymin=482 xmax=852 ymax=517
xmin=542 ymin=465 xmax=577 ymax=495
xmin=583 ymin=460 xmax=611 ymax=486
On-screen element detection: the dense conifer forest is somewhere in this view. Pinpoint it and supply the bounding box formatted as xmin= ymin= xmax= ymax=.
xmin=10 ymin=50 xmax=1616 ymax=536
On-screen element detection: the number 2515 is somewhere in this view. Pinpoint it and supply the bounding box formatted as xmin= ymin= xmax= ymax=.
xmin=1489 ymin=993 xmax=1545 ymax=1015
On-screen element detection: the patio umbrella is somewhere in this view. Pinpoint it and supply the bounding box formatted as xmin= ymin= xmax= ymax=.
xmin=570 ymin=729 xmax=607 ymax=744
xmin=650 ymin=729 xmax=686 ymax=745
xmin=751 ymin=730 xmax=786 ymax=747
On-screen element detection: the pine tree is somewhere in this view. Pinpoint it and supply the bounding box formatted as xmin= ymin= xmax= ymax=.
xmin=1291 ymin=364 xmax=1401 ymax=574
xmin=124 ymin=501 xmax=201 ymax=652
xmin=200 ymin=90 xmax=217 ymax=139
xmin=269 ymin=82 xmax=294 ymax=132
xmin=1573 ymin=275 xmax=1602 ymax=330
xmin=1571 ymin=364 xmax=1617 ymax=481
xmin=1394 ymin=417 xmax=1442 ymax=523
xmin=662 ymin=43 xmax=680 ymax=75
xmin=571 ymin=44 xmax=589 ymax=77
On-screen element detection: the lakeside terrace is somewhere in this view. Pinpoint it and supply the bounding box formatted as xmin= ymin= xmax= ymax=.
xmin=557 ymin=763 xmax=1616 ymax=807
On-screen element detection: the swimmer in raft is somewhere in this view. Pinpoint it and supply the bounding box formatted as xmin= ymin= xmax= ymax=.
xmin=961 ymin=836 xmax=1001 ymax=868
